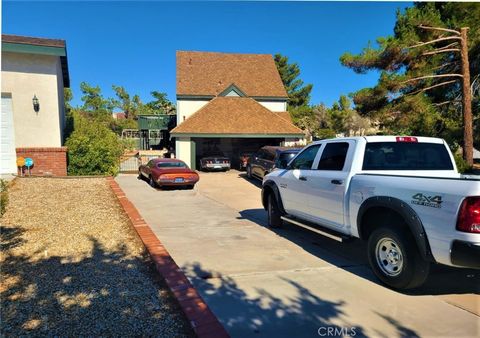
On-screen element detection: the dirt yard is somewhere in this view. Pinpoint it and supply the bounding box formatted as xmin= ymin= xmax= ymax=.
xmin=0 ymin=177 xmax=193 ymax=337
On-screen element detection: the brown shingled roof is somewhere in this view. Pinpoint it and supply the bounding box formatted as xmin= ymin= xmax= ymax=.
xmin=171 ymin=97 xmax=303 ymax=136
xmin=177 ymin=51 xmax=288 ymax=98
xmin=2 ymin=34 xmax=65 ymax=48
xmin=274 ymin=111 xmax=293 ymax=123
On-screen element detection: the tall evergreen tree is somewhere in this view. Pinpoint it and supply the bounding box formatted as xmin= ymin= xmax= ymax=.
xmin=340 ymin=3 xmax=479 ymax=155
xmin=274 ymin=54 xmax=313 ymax=108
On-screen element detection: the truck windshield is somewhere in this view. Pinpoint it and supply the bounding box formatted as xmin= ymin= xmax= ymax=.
xmin=363 ymin=142 xmax=454 ymax=170
xmin=276 ymin=152 xmax=298 ymax=169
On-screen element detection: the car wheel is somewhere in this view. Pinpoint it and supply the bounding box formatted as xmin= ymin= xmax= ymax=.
xmin=247 ymin=166 xmax=252 ymax=179
xmin=149 ymin=176 xmax=157 ymax=188
xmin=186 ymin=185 xmax=194 ymax=190
xmin=367 ymin=225 xmax=430 ymax=289
xmin=138 ymin=170 xmax=143 ymax=180
xmin=267 ymin=194 xmax=282 ymax=228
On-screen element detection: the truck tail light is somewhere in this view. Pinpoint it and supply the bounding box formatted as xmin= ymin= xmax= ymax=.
xmin=396 ymin=136 xmax=418 ymax=142
xmin=456 ymin=197 xmax=480 ymax=233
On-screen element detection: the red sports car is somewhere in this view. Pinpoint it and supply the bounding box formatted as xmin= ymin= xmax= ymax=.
xmin=138 ymin=158 xmax=199 ymax=189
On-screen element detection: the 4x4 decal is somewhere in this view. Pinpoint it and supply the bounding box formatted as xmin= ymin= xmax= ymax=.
xmin=411 ymin=193 xmax=443 ymax=208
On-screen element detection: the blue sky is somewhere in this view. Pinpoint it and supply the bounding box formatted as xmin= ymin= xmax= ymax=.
xmin=3 ymin=1 xmax=410 ymax=108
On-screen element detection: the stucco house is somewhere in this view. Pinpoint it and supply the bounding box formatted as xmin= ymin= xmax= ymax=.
xmin=171 ymin=51 xmax=305 ymax=169
xmin=1 ymin=34 xmax=70 ymax=176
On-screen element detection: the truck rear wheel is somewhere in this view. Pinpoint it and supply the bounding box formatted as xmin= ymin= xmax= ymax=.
xmin=267 ymin=194 xmax=282 ymax=228
xmin=367 ymin=225 xmax=430 ymax=289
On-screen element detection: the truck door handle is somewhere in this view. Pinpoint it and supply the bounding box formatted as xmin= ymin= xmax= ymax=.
xmin=299 ymin=176 xmax=307 ymax=181
xmin=331 ymin=179 xmax=343 ymax=185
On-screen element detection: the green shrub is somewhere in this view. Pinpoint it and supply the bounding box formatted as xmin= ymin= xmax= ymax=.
xmin=120 ymin=138 xmax=138 ymax=151
xmin=314 ymin=128 xmax=336 ymax=140
xmin=65 ymin=112 xmax=123 ymax=176
xmin=454 ymin=154 xmax=473 ymax=174
xmin=0 ymin=179 xmax=8 ymax=216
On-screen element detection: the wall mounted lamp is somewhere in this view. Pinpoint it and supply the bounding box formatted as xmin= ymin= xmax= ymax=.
xmin=32 ymin=95 xmax=40 ymax=113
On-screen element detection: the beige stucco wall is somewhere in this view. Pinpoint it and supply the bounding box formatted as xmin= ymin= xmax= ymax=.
xmin=175 ymin=137 xmax=192 ymax=168
xmin=177 ymin=99 xmax=210 ymax=125
xmin=257 ymin=100 xmax=287 ymax=112
xmin=1 ymin=52 xmax=64 ymax=147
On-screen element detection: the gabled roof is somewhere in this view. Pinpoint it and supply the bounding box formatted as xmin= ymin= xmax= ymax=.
xmin=273 ymin=111 xmax=293 ymax=124
xmin=171 ymin=97 xmax=303 ymax=137
xmin=177 ymin=51 xmax=288 ymax=98
xmin=2 ymin=34 xmax=70 ymax=87
xmin=218 ymin=83 xmax=247 ymax=97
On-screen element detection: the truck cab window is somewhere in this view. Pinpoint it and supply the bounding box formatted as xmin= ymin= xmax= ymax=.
xmin=317 ymin=142 xmax=349 ymax=171
xmin=290 ymin=145 xmax=321 ymax=170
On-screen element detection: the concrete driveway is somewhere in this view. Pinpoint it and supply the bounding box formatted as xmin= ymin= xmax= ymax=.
xmin=116 ymin=171 xmax=479 ymax=338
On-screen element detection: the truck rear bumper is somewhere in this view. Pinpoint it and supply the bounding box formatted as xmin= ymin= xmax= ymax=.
xmin=450 ymin=240 xmax=480 ymax=269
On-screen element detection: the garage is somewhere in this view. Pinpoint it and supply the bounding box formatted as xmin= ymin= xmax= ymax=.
xmin=192 ymin=137 xmax=284 ymax=169
xmin=1 ymin=93 xmax=17 ymax=175
xmin=171 ymin=96 xmax=305 ymax=170
xmin=172 ymin=51 xmax=305 ymax=170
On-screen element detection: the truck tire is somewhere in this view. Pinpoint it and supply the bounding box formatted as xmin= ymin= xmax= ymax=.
xmin=367 ymin=225 xmax=430 ymax=289
xmin=267 ymin=194 xmax=282 ymax=228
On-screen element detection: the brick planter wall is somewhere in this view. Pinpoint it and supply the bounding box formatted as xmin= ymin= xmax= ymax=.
xmin=16 ymin=147 xmax=67 ymax=176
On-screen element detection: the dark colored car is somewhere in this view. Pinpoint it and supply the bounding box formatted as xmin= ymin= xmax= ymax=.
xmin=246 ymin=146 xmax=301 ymax=180
xmin=199 ymin=151 xmax=231 ymax=171
xmin=138 ymin=158 xmax=199 ymax=189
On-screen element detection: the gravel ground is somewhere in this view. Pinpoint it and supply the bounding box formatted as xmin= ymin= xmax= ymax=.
xmin=0 ymin=177 xmax=194 ymax=337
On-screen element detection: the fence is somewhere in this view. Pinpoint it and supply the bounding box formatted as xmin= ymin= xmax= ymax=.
xmin=119 ymin=153 xmax=140 ymax=173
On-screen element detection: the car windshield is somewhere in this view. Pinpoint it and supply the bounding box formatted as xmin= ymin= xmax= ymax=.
xmin=157 ymin=162 xmax=187 ymax=169
xmin=276 ymin=152 xmax=298 ymax=169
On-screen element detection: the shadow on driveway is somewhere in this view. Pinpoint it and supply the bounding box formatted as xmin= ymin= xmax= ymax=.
xmin=238 ymin=209 xmax=480 ymax=296
xmin=184 ymin=262 xmax=371 ymax=338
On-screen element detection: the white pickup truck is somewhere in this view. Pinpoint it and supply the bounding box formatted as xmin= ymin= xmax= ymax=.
xmin=261 ymin=136 xmax=480 ymax=289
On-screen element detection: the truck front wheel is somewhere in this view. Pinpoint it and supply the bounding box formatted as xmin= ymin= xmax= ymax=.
xmin=267 ymin=194 xmax=282 ymax=228
xmin=367 ymin=225 xmax=430 ymax=289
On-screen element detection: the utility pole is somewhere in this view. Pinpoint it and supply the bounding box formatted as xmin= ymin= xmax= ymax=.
xmin=460 ymin=27 xmax=473 ymax=166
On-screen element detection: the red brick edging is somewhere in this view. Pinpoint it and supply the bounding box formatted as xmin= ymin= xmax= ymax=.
xmin=107 ymin=177 xmax=229 ymax=338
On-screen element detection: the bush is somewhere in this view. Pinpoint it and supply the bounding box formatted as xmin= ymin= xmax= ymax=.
xmin=65 ymin=112 xmax=123 ymax=176
xmin=454 ymin=153 xmax=473 ymax=174
xmin=1 ymin=179 xmax=8 ymax=216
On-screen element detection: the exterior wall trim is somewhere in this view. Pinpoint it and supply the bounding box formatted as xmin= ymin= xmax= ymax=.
xmin=2 ymin=42 xmax=66 ymax=56
xmin=177 ymin=95 xmax=288 ymax=101
xmin=172 ymin=133 xmax=304 ymax=138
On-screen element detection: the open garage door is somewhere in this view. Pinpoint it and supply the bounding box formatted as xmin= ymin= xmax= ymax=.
xmin=192 ymin=137 xmax=283 ymax=170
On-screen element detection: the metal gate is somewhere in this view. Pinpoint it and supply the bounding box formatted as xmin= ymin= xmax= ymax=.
xmin=119 ymin=153 xmax=140 ymax=173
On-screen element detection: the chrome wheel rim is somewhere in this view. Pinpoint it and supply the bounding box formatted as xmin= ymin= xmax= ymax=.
xmin=375 ymin=237 xmax=404 ymax=277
